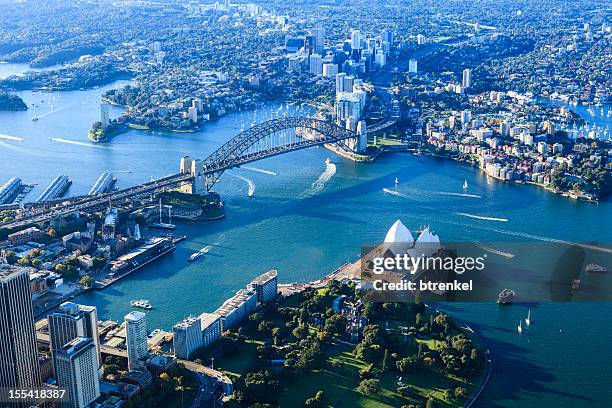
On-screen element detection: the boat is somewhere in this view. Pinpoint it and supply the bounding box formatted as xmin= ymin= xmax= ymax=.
xmin=394 ymin=177 xmax=399 ymax=184
xmin=517 ymin=320 xmax=523 ymax=334
xmin=571 ymin=279 xmax=581 ymax=290
xmin=32 ymin=117 xmax=39 ymax=121
xmin=130 ymin=299 xmax=152 ymax=310
xmin=497 ymin=288 xmax=515 ymax=304
xmin=463 ymin=180 xmax=468 ymax=189
xmin=585 ymin=263 xmax=607 ymax=273
xmin=525 ymin=310 xmax=531 ymax=327
xmin=188 ymin=246 xmax=209 ymax=261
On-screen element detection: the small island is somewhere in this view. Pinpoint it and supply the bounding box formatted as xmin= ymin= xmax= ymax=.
xmin=0 ymin=92 xmax=27 ymax=111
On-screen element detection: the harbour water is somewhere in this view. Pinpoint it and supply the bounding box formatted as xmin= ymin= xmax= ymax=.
xmin=0 ymin=72 xmax=611 ymax=407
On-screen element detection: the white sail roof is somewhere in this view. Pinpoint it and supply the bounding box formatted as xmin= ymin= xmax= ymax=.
xmin=414 ymin=226 xmax=441 ymax=257
xmin=384 ymin=219 xmax=415 ymax=244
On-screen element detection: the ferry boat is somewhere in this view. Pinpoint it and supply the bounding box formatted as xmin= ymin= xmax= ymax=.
xmin=188 ymin=246 xmax=209 ymax=261
xmin=130 ymin=299 xmax=152 ymax=310
xmin=497 ymin=288 xmax=516 ymax=304
xmin=585 ymin=263 xmax=607 ymax=273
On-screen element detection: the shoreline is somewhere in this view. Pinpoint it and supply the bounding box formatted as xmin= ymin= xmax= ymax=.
xmin=416 ymin=150 xmax=602 ymax=203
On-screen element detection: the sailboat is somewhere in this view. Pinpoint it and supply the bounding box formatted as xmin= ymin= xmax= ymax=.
xmin=463 ymin=180 xmax=468 ymax=189
xmin=394 ymin=177 xmax=399 ymax=185
xmin=525 ymin=310 xmax=531 ymax=327
xmin=517 ymin=320 xmax=523 ymax=334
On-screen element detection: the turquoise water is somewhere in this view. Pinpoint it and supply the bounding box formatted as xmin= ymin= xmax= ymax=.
xmin=1 ymin=73 xmax=611 ymax=406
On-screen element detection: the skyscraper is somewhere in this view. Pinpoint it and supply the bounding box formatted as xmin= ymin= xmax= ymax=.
xmin=311 ymin=26 xmax=325 ymax=54
xmin=462 ymin=68 xmax=472 ymax=89
xmin=125 ymin=311 xmax=148 ymax=371
xmin=335 ymin=73 xmax=346 ymax=93
xmin=351 ymin=30 xmax=362 ymax=50
xmin=309 ymin=53 xmax=323 ymax=75
xmin=55 ymin=337 xmax=100 ymax=408
xmin=0 ymin=265 xmax=41 ymax=389
xmin=100 ymin=103 xmax=110 ymax=127
xmin=48 ymin=301 xmax=101 ymax=370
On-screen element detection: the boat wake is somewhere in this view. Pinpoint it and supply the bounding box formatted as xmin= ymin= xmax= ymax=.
xmin=0 ymin=133 xmax=24 ymax=142
xmin=435 ymin=191 xmax=482 ymax=199
xmin=308 ymin=160 xmax=336 ymax=195
xmin=382 ymin=188 xmax=411 ymax=199
xmin=457 ymin=212 xmax=508 ymax=222
xmin=234 ymin=174 xmax=255 ymax=197
xmin=51 ymin=138 xmax=111 ymax=149
xmin=242 ymin=166 xmax=278 ymax=176
xmin=474 ymin=243 xmax=515 ymax=258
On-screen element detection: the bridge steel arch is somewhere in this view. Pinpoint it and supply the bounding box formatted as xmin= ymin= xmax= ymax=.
xmin=201 ymin=116 xmax=357 ymax=190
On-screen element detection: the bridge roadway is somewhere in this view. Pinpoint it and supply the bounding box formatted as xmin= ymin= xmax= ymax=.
xmin=2 ymin=117 xmax=358 ymax=230
xmin=1 ymin=173 xmax=194 ymax=230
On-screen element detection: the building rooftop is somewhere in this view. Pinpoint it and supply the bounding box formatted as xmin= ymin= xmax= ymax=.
xmin=125 ymin=311 xmax=146 ymax=322
xmin=249 ymin=269 xmax=278 ymax=285
xmin=0 ymin=263 xmax=30 ymax=280
xmin=198 ymin=312 xmax=221 ymax=328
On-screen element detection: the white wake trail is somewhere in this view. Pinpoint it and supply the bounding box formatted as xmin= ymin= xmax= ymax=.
xmin=234 ymin=174 xmax=255 ymax=197
xmin=457 ymin=212 xmax=508 ymax=222
xmin=308 ymin=160 xmax=336 ymax=196
xmin=0 ymin=133 xmax=24 ymax=142
xmin=435 ymin=191 xmax=482 ymax=199
xmin=51 ymin=138 xmax=113 ymax=149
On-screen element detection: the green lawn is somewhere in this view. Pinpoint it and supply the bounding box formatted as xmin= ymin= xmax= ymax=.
xmin=276 ymin=340 xmax=475 ymax=408
xmin=214 ymin=340 xmax=260 ymax=380
xmin=277 ymin=342 xmax=365 ymax=407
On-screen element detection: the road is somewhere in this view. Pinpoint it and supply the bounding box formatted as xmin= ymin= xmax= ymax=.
xmin=179 ymin=359 xmax=234 ymax=404
xmin=0 ymin=173 xmax=192 ymax=230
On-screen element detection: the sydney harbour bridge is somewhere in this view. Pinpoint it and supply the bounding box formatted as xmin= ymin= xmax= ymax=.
xmin=1 ymin=117 xmax=366 ymax=230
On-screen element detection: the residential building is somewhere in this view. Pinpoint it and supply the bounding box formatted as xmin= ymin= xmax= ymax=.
xmin=124 ymin=311 xmax=148 ymax=371
xmin=247 ymin=269 xmax=278 ymax=305
xmin=199 ymin=312 xmax=222 ymax=347
xmin=172 ymin=316 xmax=203 ymax=359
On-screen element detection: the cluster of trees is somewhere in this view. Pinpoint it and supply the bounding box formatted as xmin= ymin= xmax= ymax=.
xmin=550 ymin=157 xmax=612 ymax=198
xmin=0 ymin=92 xmax=27 ymax=111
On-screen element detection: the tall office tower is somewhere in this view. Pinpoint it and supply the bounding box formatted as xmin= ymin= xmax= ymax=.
xmin=462 ymin=68 xmax=472 ymax=89
xmin=309 ymin=53 xmax=323 ymax=75
xmin=342 ymin=75 xmax=355 ymax=94
xmin=0 ymin=265 xmax=41 ymax=389
xmin=408 ymin=59 xmax=418 ymax=73
xmin=351 ymin=30 xmax=362 ymax=50
xmin=48 ymin=302 xmax=101 ymax=369
xmin=416 ymin=34 xmax=427 ymax=45
xmin=100 ymin=102 xmax=110 ymax=127
xmin=55 ymin=337 xmax=100 ymax=408
xmin=335 ymin=73 xmax=346 ymax=93
xmin=311 ymin=26 xmax=325 ymax=54
xmin=381 ymin=31 xmax=393 ymax=44
xmin=125 ymin=311 xmax=148 ymax=371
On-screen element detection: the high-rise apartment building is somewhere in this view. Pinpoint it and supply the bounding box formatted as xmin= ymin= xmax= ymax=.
xmin=125 ymin=311 xmax=148 ymax=371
